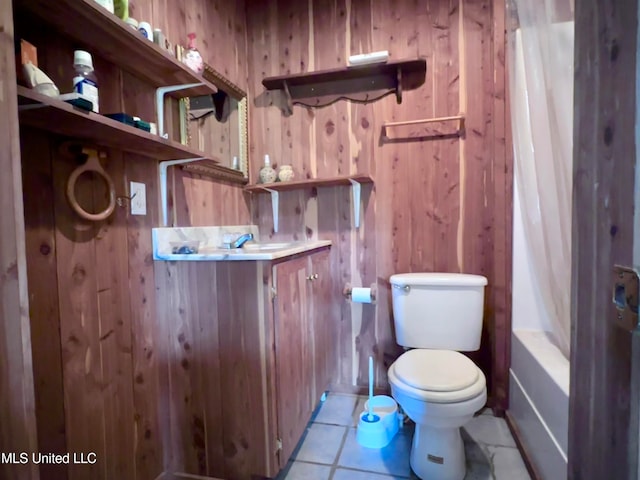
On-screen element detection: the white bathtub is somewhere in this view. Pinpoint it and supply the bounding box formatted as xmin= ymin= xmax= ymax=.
xmin=509 ymin=182 xmax=569 ymax=479
xmin=509 ymin=330 xmax=568 ymax=479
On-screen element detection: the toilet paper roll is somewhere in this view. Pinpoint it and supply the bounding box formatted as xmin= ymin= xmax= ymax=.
xmin=351 ymin=287 xmax=373 ymax=304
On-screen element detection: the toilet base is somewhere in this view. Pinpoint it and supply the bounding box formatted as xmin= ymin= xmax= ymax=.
xmin=410 ymin=423 xmax=465 ymax=480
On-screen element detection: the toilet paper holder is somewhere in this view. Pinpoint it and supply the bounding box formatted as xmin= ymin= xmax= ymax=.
xmin=343 ymin=282 xmax=377 ymax=303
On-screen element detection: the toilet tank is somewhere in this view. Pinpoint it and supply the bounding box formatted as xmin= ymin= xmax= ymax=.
xmin=390 ymin=273 xmax=488 ymax=351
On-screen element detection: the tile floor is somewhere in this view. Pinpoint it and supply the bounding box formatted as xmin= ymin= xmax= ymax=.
xmin=277 ymin=393 xmax=531 ymax=480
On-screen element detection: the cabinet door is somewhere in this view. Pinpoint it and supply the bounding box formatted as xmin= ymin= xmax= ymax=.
xmin=273 ymin=256 xmax=315 ymax=466
xmin=309 ymin=251 xmax=332 ymax=401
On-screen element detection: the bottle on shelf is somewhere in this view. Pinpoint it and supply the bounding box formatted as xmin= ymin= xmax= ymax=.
xmin=259 ymin=155 xmax=277 ymax=184
xmin=73 ymin=50 xmax=99 ymax=113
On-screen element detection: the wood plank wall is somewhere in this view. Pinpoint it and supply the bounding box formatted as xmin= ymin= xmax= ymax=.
xmin=15 ymin=2 xmax=250 ymax=480
xmin=0 ymin=1 xmax=40 ymax=480
xmin=246 ymin=0 xmax=512 ymax=410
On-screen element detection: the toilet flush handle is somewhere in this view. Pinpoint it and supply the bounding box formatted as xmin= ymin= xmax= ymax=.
xmin=393 ymin=284 xmax=410 ymax=292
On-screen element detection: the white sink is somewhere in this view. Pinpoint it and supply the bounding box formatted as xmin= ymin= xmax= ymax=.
xmin=242 ymin=242 xmax=297 ymax=251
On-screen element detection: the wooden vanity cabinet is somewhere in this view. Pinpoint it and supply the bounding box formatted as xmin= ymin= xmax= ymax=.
xmin=272 ymin=250 xmax=332 ymax=465
xmin=155 ymin=247 xmax=332 ymax=480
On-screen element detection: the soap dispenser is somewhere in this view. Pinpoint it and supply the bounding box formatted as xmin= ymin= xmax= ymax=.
xmin=183 ymin=33 xmax=204 ymax=74
xmin=259 ymin=155 xmax=277 ymax=184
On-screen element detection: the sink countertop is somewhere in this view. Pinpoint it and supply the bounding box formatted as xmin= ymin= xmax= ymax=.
xmin=155 ymin=240 xmax=331 ymax=261
xmin=152 ymin=227 xmax=331 ymax=261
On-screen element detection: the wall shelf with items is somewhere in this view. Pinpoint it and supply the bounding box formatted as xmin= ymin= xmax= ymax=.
xmin=245 ymin=174 xmax=373 ymax=232
xmin=262 ymin=59 xmax=426 ymax=114
xmin=244 ymin=174 xmax=373 ymax=193
xmin=13 ymin=0 xmax=217 ymax=98
xmin=17 ymin=86 xmax=221 ymax=162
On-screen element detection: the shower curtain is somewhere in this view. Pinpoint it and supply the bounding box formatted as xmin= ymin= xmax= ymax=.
xmin=507 ymin=0 xmax=574 ymax=357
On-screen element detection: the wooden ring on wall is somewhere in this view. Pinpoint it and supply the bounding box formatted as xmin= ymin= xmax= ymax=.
xmin=66 ymin=151 xmax=116 ymax=222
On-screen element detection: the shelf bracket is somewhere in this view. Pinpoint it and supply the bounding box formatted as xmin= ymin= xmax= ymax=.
xmin=158 ymin=157 xmax=205 ymax=227
xmin=282 ymin=81 xmax=293 ymax=116
xmin=349 ymin=178 xmax=362 ymax=228
xmin=156 ymin=83 xmax=204 ymax=139
xmin=262 ymin=187 xmax=280 ymax=233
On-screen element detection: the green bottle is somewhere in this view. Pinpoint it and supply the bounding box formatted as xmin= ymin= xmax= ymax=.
xmin=114 ymin=0 xmax=129 ymax=20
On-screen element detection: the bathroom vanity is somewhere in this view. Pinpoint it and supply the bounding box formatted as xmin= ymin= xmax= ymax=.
xmin=154 ymin=230 xmax=333 ymax=479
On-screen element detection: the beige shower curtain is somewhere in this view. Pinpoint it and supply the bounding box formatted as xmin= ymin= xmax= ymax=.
xmin=508 ymin=0 xmax=574 ymax=357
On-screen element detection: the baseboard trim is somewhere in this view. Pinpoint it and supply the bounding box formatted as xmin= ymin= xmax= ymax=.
xmin=505 ymin=410 xmax=542 ymax=480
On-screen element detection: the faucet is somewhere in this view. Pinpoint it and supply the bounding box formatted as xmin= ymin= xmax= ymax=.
xmin=224 ymin=232 xmax=254 ymax=249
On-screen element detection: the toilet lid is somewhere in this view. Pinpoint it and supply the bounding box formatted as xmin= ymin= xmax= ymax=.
xmin=393 ymin=350 xmax=479 ymax=392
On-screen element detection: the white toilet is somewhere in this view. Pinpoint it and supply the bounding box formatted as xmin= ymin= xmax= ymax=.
xmin=388 ymin=273 xmax=488 ymax=480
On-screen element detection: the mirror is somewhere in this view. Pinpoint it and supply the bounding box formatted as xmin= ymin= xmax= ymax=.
xmin=180 ymin=65 xmax=248 ymax=182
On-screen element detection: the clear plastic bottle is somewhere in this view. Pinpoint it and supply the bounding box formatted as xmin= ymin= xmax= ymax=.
xmin=73 ymin=50 xmax=99 ymax=113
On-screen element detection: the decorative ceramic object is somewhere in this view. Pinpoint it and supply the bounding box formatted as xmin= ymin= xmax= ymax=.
xmin=259 ymin=154 xmax=277 ymax=184
xmin=183 ymin=33 xmax=204 ymax=74
xmin=278 ymin=165 xmax=294 ymax=182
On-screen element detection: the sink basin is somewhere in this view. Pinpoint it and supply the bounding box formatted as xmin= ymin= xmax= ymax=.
xmin=242 ymin=242 xmax=297 ymax=251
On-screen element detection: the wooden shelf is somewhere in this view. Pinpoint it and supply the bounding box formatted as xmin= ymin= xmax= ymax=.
xmin=382 ymin=114 xmax=465 ymax=139
xmin=182 ymin=160 xmax=248 ymax=185
xmin=244 ymin=174 xmax=373 ymax=193
xmin=17 ymin=87 xmax=220 ymax=162
xmin=245 ymin=175 xmax=373 ymax=232
xmin=14 ymin=0 xmax=217 ymax=98
xmin=262 ymin=59 xmax=426 ymax=111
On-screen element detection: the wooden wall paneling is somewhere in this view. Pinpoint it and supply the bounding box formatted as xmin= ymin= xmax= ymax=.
xmin=245 ymin=0 xmax=511 ymax=402
xmin=311 ymin=0 xmax=347 ymax=179
xmin=151 ymin=0 xmax=169 ymax=42
xmin=569 ymin=0 xmax=638 ymax=477
xmin=156 ymin=259 xmax=221 ymax=476
xmin=490 ymin=0 xmax=511 ymax=412
xmin=459 ymin=0 xmax=496 ymax=404
xmin=191 ymin=262 xmax=225 ymax=479
xmin=277 ymin=0 xmax=307 ymax=178
xmin=159 ymin=260 xmax=205 ymax=474
xmin=153 ymin=260 xmax=179 ymax=472
xmin=368 ymin=0 xmax=415 ymax=387
xmin=21 ymin=129 xmax=68 ymax=480
xmin=125 ymin=154 xmax=164 ymax=479
xmin=127 ymin=0 xmax=154 ymax=31
xmin=432 ymin=0 xmax=460 ymax=274
xmin=216 ymin=261 xmax=272 ymax=479
xmin=248 ymin=0 xmax=283 ymax=185
xmin=52 ymin=143 xmax=106 ymax=480
xmin=91 ymin=150 xmax=136 ymax=479
xmin=121 ymin=72 xmax=156 ymax=128
xmin=171 ymin=262 xmax=223 ymax=476
xmin=407 ymin=1 xmax=435 ymax=273
xmin=0 ymin=7 xmax=40 ymax=459
xmin=347 ymin=0 xmax=377 ymax=385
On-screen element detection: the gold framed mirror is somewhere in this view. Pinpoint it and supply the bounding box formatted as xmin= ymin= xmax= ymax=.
xmin=180 ymin=65 xmax=248 ymax=183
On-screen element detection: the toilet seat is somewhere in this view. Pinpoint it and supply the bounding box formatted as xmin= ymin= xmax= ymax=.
xmin=389 ymin=349 xmax=486 ymax=403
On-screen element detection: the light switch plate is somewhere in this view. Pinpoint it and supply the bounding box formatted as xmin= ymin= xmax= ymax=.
xmin=130 ymin=181 xmax=147 ymax=215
